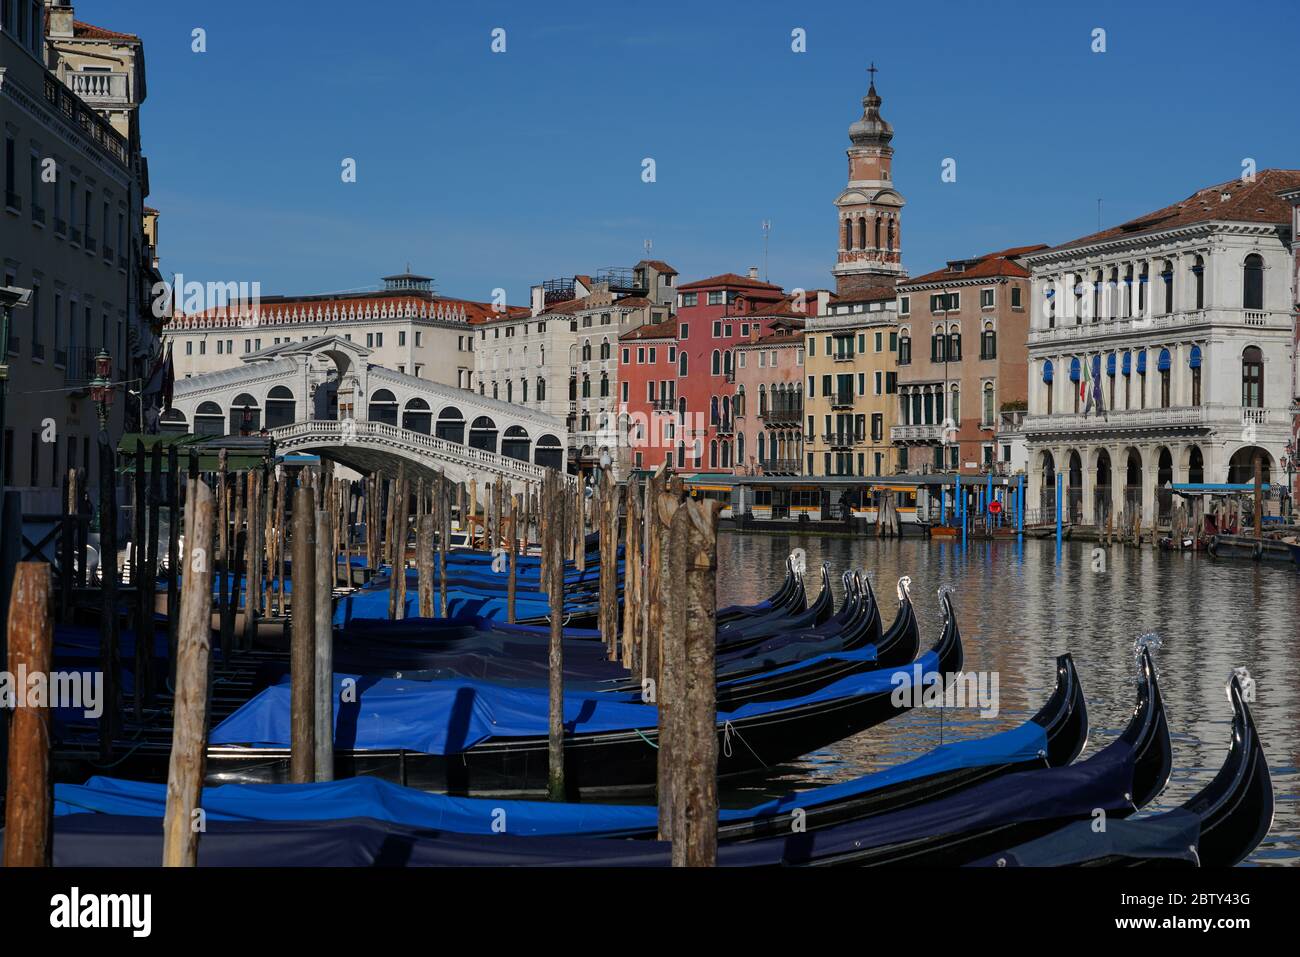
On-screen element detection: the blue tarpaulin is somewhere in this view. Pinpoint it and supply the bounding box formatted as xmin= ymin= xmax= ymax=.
xmin=55 ymin=720 xmax=1047 ymax=836
xmin=210 ymin=650 xmax=944 ymax=755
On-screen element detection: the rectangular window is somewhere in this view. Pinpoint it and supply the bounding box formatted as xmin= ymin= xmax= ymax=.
xmin=708 ymin=292 xmax=723 ymax=306
xmin=807 ymin=337 xmax=815 ymax=357
xmin=679 ymin=323 xmax=689 ymax=340
xmin=648 ymin=347 xmax=656 ymax=363
xmin=398 ymin=331 xmax=406 ymax=346
xmin=681 ymin=293 xmax=697 ymax=307
xmin=622 ymin=348 xmax=629 ymax=364
xmin=899 ymin=295 xmax=910 ymax=315
xmin=637 ymin=347 xmax=645 ymax=364
xmin=807 ymin=375 xmax=815 ymax=398
xmin=1011 ymin=286 xmax=1023 ymax=309
xmin=185 ymin=341 xmax=193 ymax=355
xmin=874 ymin=371 xmax=882 ymax=395
xmin=980 ymin=288 xmax=995 ymax=309
xmin=375 ymin=333 xmax=383 ymax=347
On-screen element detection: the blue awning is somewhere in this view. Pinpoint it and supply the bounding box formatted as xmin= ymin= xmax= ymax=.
xmin=1137 ymin=351 xmax=1147 ymax=373
xmin=1157 ymin=349 xmax=1171 ymax=371
xmin=1069 ymin=357 xmax=1081 ymax=382
xmin=1189 ymin=345 xmax=1202 ymax=368
xmin=1042 ymin=360 xmax=1054 ymax=383
xmin=1091 ymin=354 xmax=1102 ymax=378
xmin=1106 ymin=353 xmax=1116 ymax=376
xmin=1122 ymin=353 xmax=1131 ymax=375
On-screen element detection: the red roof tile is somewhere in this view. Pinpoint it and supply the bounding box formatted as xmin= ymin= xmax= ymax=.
xmin=901 ymin=246 xmax=1046 ymax=287
xmin=638 ymin=259 xmax=678 ymax=275
xmin=678 ymin=272 xmax=784 ymax=292
xmin=619 ymin=320 xmax=678 ymax=341
xmin=1043 ymin=170 xmax=1300 ymax=254
xmin=71 ymin=20 xmax=140 ymax=41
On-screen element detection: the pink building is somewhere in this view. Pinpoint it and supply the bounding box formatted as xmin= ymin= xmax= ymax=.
xmin=733 ymin=316 xmax=807 ymax=475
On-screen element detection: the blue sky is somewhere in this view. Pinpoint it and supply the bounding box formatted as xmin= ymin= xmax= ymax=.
xmin=80 ymin=0 xmax=1299 ymax=305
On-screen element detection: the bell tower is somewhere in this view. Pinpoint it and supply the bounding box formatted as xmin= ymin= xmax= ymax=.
xmin=832 ymin=65 xmax=907 ymax=297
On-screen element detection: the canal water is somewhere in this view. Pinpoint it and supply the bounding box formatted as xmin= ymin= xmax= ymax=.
xmin=715 ymin=531 xmax=1299 ymax=866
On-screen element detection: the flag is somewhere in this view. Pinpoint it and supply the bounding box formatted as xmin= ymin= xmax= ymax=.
xmin=161 ymin=343 xmax=174 ymax=411
xmin=1092 ymin=354 xmax=1106 ymax=420
xmin=1080 ymin=355 xmax=1092 ymax=415
xmin=141 ymin=343 xmax=175 ymax=411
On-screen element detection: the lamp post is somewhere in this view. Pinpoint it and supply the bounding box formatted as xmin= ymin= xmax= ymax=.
xmin=1283 ymin=439 xmax=1296 ymax=523
xmin=89 ymin=349 xmax=115 ymax=436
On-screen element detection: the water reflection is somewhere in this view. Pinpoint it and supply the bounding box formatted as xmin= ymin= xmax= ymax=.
xmin=716 ymin=531 xmax=1299 ymax=866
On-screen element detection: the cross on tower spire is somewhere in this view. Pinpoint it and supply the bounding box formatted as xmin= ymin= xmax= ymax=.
xmin=867 ymin=62 xmax=878 ymax=85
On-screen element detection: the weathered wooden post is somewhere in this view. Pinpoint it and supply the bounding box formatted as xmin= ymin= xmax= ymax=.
xmin=225 ymin=469 xmax=246 ymax=665
xmin=547 ymin=471 xmax=566 ymax=801
xmin=506 ymin=492 xmax=518 ymax=623
xmin=676 ymin=497 xmax=720 ymax=866
xmin=622 ymin=479 xmax=641 ymax=671
xmin=290 ymin=482 xmax=316 ymax=783
xmin=418 ymin=509 xmax=435 ymax=618
xmin=3 ymin=563 xmax=54 ymax=866
xmin=161 ymin=480 xmax=214 ymax=867
xmin=642 ymin=467 xmax=666 ymax=684
xmin=468 ymin=477 xmax=478 ymax=548
xmin=655 ymin=488 xmax=687 ymax=842
xmin=275 ymin=466 xmax=288 ymax=614
xmin=599 ymin=470 xmax=619 ymax=659
xmin=438 ymin=474 xmax=449 ymax=618
xmin=574 ymin=480 xmax=586 ymax=571
xmin=243 ymin=468 xmax=260 ymax=648
xmin=314 ymin=500 xmax=335 ymax=781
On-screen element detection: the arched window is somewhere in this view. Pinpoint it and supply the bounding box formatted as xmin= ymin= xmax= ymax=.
xmin=1189 ymin=346 xmax=1202 ymax=406
xmin=581 ymin=339 xmax=592 ymax=361
xmin=678 ymin=396 xmax=687 ymax=419
xmin=599 ymin=372 xmax=609 ymax=398
xmin=721 ymin=440 xmax=731 ymax=469
xmin=1160 ymin=260 xmax=1174 ymax=314
xmin=1241 ymin=346 xmax=1263 ymax=407
xmin=534 ymin=434 xmax=563 ymax=469
xmin=506 ymin=380 xmax=513 ymax=403
xmin=950 ymin=384 xmax=960 ymax=423
xmin=1157 ymin=348 xmax=1171 ymax=408
xmin=1242 ymin=254 xmax=1264 ymax=310
xmin=982 ymin=382 xmax=994 ymax=426
xmin=501 ymin=425 xmax=530 ymax=462
xmin=857 ymin=216 xmax=867 ymax=249
xmin=469 ymin=415 xmax=498 ymax=452
xmin=600 ymin=338 xmax=610 ymax=360
xmin=568 ymin=376 xmax=577 ymax=401
xmin=709 ymin=440 xmax=718 ymax=469
xmin=581 ymin=374 xmax=591 ymax=398
xmin=265 ymin=385 xmax=296 ymax=429
xmin=898 ymin=332 xmax=911 ymax=365
xmin=980 ymin=322 xmax=996 ymax=359
xmin=436 ymin=406 xmax=465 ymax=443
xmin=536 ymin=377 xmax=546 ymax=401
xmin=874 ymin=216 xmax=881 ymax=250
xmin=160 ymin=409 xmax=188 ymax=434
xmin=678 ymin=352 xmax=688 ymax=376
xmin=842 ymin=218 xmax=853 ymax=250
xmin=710 ymin=395 xmax=719 ymax=425
xmin=1192 ymin=256 xmax=1205 ymax=310
xmin=194 ymin=401 xmax=224 ymax=435
xmin=886 ymin=218 xmax=894 ymax=252
xmin=711 ymin=350 xmax=721 ymax=376
xmin=402 ymin=397 xmax=432 ymax=434
xmin=229 ymin=393 xmax=261 ymax=435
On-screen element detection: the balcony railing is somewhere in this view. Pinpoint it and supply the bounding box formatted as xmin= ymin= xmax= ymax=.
xmin=67 ymin=71 xmax=131 ymax=104
xmin=822 ymin=431 xmax=858 ymax=448
xmin=832 ymin=351 xmax=856 ymax=362
xmin=830 ymin=391 xmax=855 ymax=409
xmin=716 ymin=420 xmax=734 ymax=436
xmin=762 ymin=458 xmax=801 ymax=475
xmin=64 ymin=346 xmax=99 ymax=388
xmin=32 ymin=204 xmax=45 ymax=225
xmin=759 ymin=407 xmax=802 ymax=425
xmin=890 ymin=423 xmax=947 ymax=442
xmin=5 ymin=191 xmax=21 ymax=212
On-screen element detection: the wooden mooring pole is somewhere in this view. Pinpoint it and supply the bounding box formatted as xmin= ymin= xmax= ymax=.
xmin=546 ymin=471 xmax=566 ymax=801
xmin=314 ymin=500 xmax=335 ymax=781
xmin=3 ymin=563 xmax=54 ymax=867
xmin=290 ymin=482 xmax=316 ymax=783
xmin=161 ymin=480 xmax=214 ymax=867
xmin=506 ymin=492 xmax=518 ymax=623
xmin=655 ymin=485 xmax=687 ymax=842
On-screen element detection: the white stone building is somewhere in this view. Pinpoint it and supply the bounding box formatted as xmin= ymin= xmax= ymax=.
xmin=164 ymin=271 xmax=515 ymax=393
xmin=474 ymin=261 xmax=675 ymax=477
xmin=1021 ymin=170 xmax=1300 ymax=526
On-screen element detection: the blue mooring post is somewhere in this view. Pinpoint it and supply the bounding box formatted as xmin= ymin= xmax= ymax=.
xmin=939 ymin=483 xmax=946 ymax=525
xmin=1055 ymin=472 xmax=1064 ymax=550
xmin=986 ymin=471 xmax=993 ymax=531
xmin=958 ymin=473 xmax=966 ymax=541
xmin=1016 ymin=474 xmax=1025 ymax=539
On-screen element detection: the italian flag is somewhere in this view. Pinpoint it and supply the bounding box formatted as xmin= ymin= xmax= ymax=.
xmin=1079 ymin=354 xmax=1091 ymax=403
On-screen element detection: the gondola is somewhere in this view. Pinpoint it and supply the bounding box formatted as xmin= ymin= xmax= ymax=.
xmin=43 ymin=650 xmax=1087 ymax=849
xmin=970 ymin=666 xmax=1272 ymax=867
xmin=184 ymin=589 xmax=964 ymax=798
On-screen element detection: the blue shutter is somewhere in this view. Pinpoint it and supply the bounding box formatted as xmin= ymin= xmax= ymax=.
xmin=1042 ymin=360 xmax=1054 ymax=383
xmin=1157 ymin=349 xmax=1171 ymax=371
xmin=1189 ymin=345 xmax=1202 ymax=368
xmin=1106 ymin=353 xmax=1116 ymax=376
xmin=1069 ymin=357 xmax=1081 ymax=382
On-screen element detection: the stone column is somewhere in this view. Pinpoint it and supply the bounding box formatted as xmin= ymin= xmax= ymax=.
xmin=1081 ymin=444 xmax=1096 ymax=525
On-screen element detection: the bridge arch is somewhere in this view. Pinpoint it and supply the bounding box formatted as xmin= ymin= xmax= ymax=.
xmin=436 ymin=406 xmax=465 ymax=443
xmin=501 ymin=425 xmax=531 ymax=462
xmin=535 ymin=433 xmax=563 ymax=470
xmin=266 ymin=385 xmax=296 ymax=429
xmin=194 ymin=401 xmax=224 ymax=435
xmin=230 ymin=393 xmax=261 ymax=435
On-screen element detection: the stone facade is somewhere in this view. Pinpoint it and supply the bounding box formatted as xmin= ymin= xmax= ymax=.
xmin=1021 ymin=170 xmax=1300 ymax=526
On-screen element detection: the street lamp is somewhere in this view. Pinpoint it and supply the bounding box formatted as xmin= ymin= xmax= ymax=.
xmin=89 ymin=349 xmax=115 ymax=434
xmin=1283 ymin=439 xmax=1296 ymax=523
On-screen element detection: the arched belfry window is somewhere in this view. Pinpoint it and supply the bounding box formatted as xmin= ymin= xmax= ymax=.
xmin=1241 ymin=346 xmax=1263 ymax=407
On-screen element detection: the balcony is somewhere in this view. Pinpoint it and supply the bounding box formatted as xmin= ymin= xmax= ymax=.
xmin=64 ymin=347 xmax=99 ymax=389
xmin=830 ymin=391 xmax=855 ymax=410
xmin=652 ymin=396 xmax=676 ymax=412
xmin=1028 ymin=308 xmax=1292 ymax=344
xmin=67 ymin=71 xmax=132 ymax=106
xmin=763 ymin=458 xmax=801 ymax=475
xmin=822 ymin=431 xmax=858 ymax=449
xmin=832 ymin=351 xmax=856 ymax=362
xmin=31 ymin=204 xmax=45 ymax=225
xmin=5 ymin=191 xmax=21 ymax=212
xmin=54 ymin=217 xmax=67 ymax=236
xmin=759 ymin=407 xmax=802 ymax=426
xmin=716 ymin=420 xmax=735 ymax=436
xmin=890 ymin=423 xmax=948 ymax=442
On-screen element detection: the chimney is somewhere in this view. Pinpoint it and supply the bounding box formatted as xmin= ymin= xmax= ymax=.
xmin=816 ymin=290 xmax=830 ymax=316
xmin=530 ymin=285 xmax=543 ymax=316
xmin=748 ymin=266 xmax=759 ymax=280
xmin=47 ymin=2 xmax=75 ymax=39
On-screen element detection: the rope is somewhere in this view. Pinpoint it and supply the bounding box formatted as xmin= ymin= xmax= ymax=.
xmin=721 ymin=720 xmax=768 ymax=766
xmin=634 ymin=728 xmax=659 ymax=750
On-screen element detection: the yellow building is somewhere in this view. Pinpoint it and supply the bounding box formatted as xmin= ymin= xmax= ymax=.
xmin=803 ymin=289 xmax=900 ymax=476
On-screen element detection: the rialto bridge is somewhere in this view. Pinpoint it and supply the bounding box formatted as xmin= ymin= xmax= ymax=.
xmin=166 ymin=336 xmax=571 ymax=488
